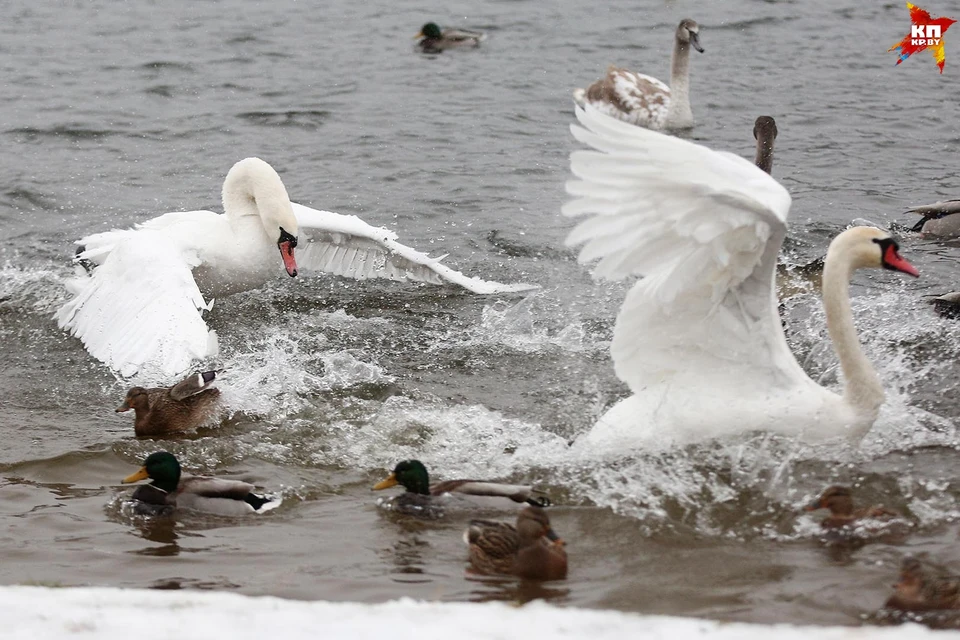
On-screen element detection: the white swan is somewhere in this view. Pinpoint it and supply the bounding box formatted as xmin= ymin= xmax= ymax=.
xmin=57 ymin=158 xmax=536 ymax=378
xmin=573 ymin=19 xmax=703 ymax=130
xmin=564 ymin=106 xmax=919 ymax=451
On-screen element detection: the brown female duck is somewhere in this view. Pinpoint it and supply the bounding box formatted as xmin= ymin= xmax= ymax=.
xmin=465 ymin=506 xmax=567 ymax=580
xmin=805 ymin=485 xmax=900 ymax=529
xmin=116 ymin=370 xmax=221 ymax=436
xmin=886 ymin=557 xmax=960 ymax=611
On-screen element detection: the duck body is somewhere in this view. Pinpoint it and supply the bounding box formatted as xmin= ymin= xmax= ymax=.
xmin=573 ymin=19 xmax=703 ymax=130
xmin=805 ymin=486 xmax=901 ymax=530
xmin=117 ymin=371 xmax=221 ymax=436
xmin=908 ymin=199 xmax=960 ymax=236
xmin=57 ymin=158 xmax=534 ymax=379
xmin=372 ymin=459 xmax=550 ymax=518
xmin=417 ymin=23 xmax=485 ymax=53
xmin=122 ymin=451 xmax=274 ymax=516
xmin=564 ymin=106 xmax=919 ymax=452
xmin=465 ymin=506 xmax=567 ymax=580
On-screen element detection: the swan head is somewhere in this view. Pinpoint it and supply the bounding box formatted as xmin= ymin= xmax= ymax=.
xmin=222 ymin=158 xmax=300 ymax=277
xmin=828 ymin=227 xmax=919 ymax=277
xmin=677 ymin=19 xmax=704 ymax=53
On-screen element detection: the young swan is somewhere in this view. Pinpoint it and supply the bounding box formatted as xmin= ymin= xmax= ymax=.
xmin=116 ymin=371 xmax=221 ymax=436
xmin=465 ymin=506 xmax=567 ymax=580
xmin=753 ymin=115 xmax=778 ymax=174
xmin=573 ymin=19 xmax=704 ymax=130
xmin=372 ymin=459 xmax=550 ymax=518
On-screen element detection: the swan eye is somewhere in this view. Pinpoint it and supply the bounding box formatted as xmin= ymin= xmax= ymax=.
xmin=278 ymin=227 xmax=298 ymax=248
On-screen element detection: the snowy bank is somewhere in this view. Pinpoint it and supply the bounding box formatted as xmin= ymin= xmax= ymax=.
xmin=0 ymin=587 xmax=954 ymax=640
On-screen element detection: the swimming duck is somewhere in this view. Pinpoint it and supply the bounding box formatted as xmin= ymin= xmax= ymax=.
xmin=372 ymin=459 xmax=550 ymax=518
xmin=908 ymin=199 xmax=960 ymax=236
xmin=116 ymin=370 xmax=221 ymax=437
xmin=122 ymin=451 xmax=275 ymax=516
xmin=416 ymin=23 xmax=485 ymax=54
xmin=805 ymin=486 xmax=900 ymax=529
xmin=465 ymin=506 xmax=567 ymax=580
xmin=886 ymin=557 xmax=960 ymax=611
xmin=573 ymin=19 xmax=703 ymax=130
xmin=929 ymin=292 xmax=960 ymax=319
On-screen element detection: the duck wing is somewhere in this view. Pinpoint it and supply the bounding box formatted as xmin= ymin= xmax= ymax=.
xmin=466 ymin=520 xmax=519 ymax=557
xmin=56 ymin=230 xmax=217 ymax=379
xmin=906 ymin=199 xmax=960 ymax=218
xmin=168 ymin=370 xmax=218 ymax=401
xmin=431 ymin=479 xmax=550 ymax=506
xmin=290 ymin=203 xmax=536 ymax=295
xmin=564 ymin=106 xmax=806 ymax=395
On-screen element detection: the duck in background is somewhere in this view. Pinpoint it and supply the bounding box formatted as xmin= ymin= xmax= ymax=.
xmin=465 ymin=506 xmax=567 ymax=580
xmin=416 ymin=23 xmax=486 ymax=54
xmin=121 ymin=451 xmax=276 ymax=516
xmin=372 ymin=459 xmax=550 ymax=519
xmin=908 ymin=199 xmax=960 ymax=236
xmin=573 ymin=19 xmax=704 ymax=130
xmin=116 ymin=370 xmax=221 ymax=437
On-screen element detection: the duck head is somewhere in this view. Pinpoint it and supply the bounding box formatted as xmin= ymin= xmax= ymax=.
xmin=122 ymin=451 xmax=182 ymax=493
xmin=116 ymin=387 xmax=150 ymax=413
xmin=373 ymin=459 xmax=431 ymax=495
xmin=517 ymin=506 xmax=564 ymax=547
xmin=677 ymin=19 xmax=704 ymax=53
xmin=417 ymin=23 xmax=443 ymax=40
xmin=805 ymin=485 xmax=855 ymax=516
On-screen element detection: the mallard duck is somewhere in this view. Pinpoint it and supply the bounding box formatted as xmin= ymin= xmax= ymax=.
xmin=465 ymin=506 xmax=567 ymax=580
xmin=372 ymin=459 xmax=550 ymax=518
xmin=416 ymin=22 xmax=485 ymax=54
xmin=122 ymin=451 xmax=275 ymax=515
xmin=116 ymin=370 xmax=221 ymax=437
xmin=573 ymin=19 xmax=703 ymax=130
xmin=805 ymin=486 xmax=900 ymax=529
xmin=929 ymin=292 xmax=960 ymax=319
xmin=886 ymin=557 xmax=960 ymax=611
xmin=908 ymin=199 xmax=960 ymax=236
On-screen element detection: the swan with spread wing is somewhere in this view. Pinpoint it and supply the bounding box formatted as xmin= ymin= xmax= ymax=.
xmin=56 ymin=158 xmax=535 ymax=378
xmin=564 ymin=107 xmax=919 ymax=451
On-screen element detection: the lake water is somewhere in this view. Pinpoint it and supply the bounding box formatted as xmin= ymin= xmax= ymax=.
xmin=1 ymin=0 xmax=959 ymax=628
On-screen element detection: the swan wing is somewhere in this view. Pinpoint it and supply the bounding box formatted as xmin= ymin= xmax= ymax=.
xmin=290 ymin=203 xmax=537 ymax=294
xmin=56 ymin=230 xmax=216 ymax=379
xmin=564 ymin=105 xmax=806 ymax=394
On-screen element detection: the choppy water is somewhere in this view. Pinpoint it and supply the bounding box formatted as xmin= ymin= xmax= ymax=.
xmin=2 ymin=0 xmax=959 ymax=627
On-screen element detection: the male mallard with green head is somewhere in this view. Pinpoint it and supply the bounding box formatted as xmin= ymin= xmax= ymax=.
xmin=122 ymin=451 xmax=275 ymax=516
xmin=116 ymin=370 xmax=221 ymax=437
xmin=372 ymin=459 xmax=550 ymax=518
xmin=465 ymin=506 xmax=567 ymax=580
xmin=416 ymin=22 xmax=485 ymax=54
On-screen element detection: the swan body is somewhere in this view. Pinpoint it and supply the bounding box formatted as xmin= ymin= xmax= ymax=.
xmin=56 ymin=158 xmax=535 ymax=378
xmin=573 ymin=19 xmax=703 ymax=130
xmin=564 ymin=106 xmax=919 ymax=451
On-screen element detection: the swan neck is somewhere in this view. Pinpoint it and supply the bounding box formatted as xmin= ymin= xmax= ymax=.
xmin=755 ymin=136 xmax=774 ymax=174
xmin=822 ymin=251 xmax=884 ymax=416
xmin=666 ymin=40 xmax=692 ymax=126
